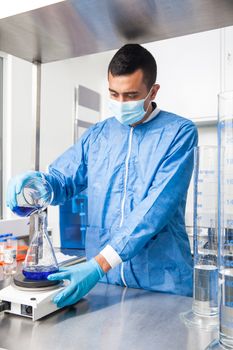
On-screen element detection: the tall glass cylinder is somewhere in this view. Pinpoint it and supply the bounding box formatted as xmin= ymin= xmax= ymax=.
xmin=193 ymin=146 xmax=218 ymax=316
xmin=181 ymin=146 xmax=218 ymax=329
xmin=206 ymin=91 xmax=233 ymax=349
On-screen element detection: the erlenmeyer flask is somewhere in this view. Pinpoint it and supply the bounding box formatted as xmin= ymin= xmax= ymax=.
xmin=22 ymin=211 xmax=59 ymax=280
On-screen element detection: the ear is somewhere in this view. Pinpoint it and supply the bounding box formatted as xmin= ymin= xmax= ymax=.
xmin=150 ymin=84 xmax=160 ymax=100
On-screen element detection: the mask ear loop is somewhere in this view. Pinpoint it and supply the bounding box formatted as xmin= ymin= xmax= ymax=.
xmin=144 ymin=86 xmax=154 ymax=113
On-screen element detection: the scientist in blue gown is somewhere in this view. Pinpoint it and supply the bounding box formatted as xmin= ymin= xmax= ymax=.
xmin=7 ymin=44 xmax=198 ymax=307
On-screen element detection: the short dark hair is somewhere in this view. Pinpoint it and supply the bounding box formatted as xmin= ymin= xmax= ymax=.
xmin=108 ymin=44 xmax=157 ymax=89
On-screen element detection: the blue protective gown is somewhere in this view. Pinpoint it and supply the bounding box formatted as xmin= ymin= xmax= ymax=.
xmin=47 ymin=110 xmax=198 ymax=296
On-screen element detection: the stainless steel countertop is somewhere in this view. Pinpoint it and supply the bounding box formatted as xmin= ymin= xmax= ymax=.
xmin=0 ymin=267 xmax=217 ymax=350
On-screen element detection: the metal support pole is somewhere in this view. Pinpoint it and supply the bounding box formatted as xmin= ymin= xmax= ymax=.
xmin=30 ymin=61 xmax=42 ymax=240
xmin=32 ymin=61 xmax=41 ymax=171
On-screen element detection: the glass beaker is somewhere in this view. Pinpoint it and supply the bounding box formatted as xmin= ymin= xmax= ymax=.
xmin=181 ymin=146 xmax=218 ymax=330
xmin=206 ymin=91 xmax=233 ymax=349
xmin=12 ymin=174 xmax=53 ymax=217
xmin=22 ymin=210 xmax=59 ymax=280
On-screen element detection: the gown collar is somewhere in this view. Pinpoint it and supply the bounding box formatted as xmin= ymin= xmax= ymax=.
xmin=142 ymin=102 xmax=160 ymax=124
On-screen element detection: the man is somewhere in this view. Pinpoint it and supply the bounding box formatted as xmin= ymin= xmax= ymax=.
xmin=7 ymin=44 xmax=198 ymax=307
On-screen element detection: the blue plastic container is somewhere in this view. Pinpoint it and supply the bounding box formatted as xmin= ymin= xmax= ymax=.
xmin=59 ymin=194 xmax=87 ymax=249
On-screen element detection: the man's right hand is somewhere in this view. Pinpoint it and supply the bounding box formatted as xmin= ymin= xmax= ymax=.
xmin=6 ymin=171 xmax=44 ymax=210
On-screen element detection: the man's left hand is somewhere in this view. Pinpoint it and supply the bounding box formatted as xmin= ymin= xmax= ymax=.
xmin=48 ymin=258 xmax=104 ymax=308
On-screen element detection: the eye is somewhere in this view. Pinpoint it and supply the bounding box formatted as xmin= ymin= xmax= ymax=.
xmin=110 ymin=92 xmax=118 ymax=98
xmin=127 ymin=94 xmax=138 ymax=99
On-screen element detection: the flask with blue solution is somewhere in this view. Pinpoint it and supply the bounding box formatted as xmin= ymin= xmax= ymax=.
xmin=9 ymin=174 xmax=59 ymax=281
xmin=12 ymin=175 xmax=54 ymax=217
xmin=22 ymin=210 xmax=59 ymax=280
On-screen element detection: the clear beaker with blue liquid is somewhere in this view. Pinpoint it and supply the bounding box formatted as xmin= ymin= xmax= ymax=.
xmin=12 ymin=175 xmax=54 ymax=217
xmin=10 ymin=174 xmax=58 ymax=280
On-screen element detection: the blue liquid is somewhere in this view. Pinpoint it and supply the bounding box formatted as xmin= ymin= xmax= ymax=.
xmin=22 ymin=269 xmax=59 ymax=280
xmin=12 ymin=206 xmax=37 ymax=217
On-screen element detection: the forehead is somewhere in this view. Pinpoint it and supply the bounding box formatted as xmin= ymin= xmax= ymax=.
xmin=108 ymin=69 xmax=147 ymax=92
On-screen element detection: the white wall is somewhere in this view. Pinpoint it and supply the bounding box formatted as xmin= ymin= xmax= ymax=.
xmin=10 ymin=57 xmax=33 ymax=174
xmin=146 ymin=30 xmax=220 ymax=119
xmin=2 ymin=54 xmax=33 ymax=221
xmin=221 ymin=27 xmax=233 ymax=91
xmin=198 ymin=126 xmax=217 ymax=146
xmin=40 ymin=52 xmax=110 ymax=171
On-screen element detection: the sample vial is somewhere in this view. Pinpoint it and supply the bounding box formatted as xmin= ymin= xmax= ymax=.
xmin=0 ymin=238 xmax=6 ymax=263
xmin=3 ymin=241 xmax=17 ymax=275
xmin=10 ymin=236 xmax=18 ymax=260
xmin=6 ymin=233 xmax=13 ymax=248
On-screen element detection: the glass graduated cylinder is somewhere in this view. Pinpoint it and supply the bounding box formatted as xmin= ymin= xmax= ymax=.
xmin=218 ymin=93 xmax=233 ymax=348
xmin=219 ymin=269 xmax=233 ymax=348
xmin=193 ymin=146 xmax=218 ymax=317
xmin=22 ymin=211 xmax=58 ymax=280
xmin=193 ymin=264 xmax=218 ymax=316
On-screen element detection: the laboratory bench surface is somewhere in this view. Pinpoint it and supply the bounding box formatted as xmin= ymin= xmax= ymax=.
xmin=0 ymin=268 xmax=218 ymax=350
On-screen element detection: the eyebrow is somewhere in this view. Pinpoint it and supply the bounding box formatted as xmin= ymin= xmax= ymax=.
xmin=109 ymin=88 xmax=139 ymax=95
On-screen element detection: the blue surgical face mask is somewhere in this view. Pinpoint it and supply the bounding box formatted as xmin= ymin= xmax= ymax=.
xmin=108 ymin=89 xmax=152 ymax=126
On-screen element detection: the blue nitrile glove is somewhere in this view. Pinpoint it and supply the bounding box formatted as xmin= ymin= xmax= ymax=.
xmin=6 ymin=171 xmax=45 ymax=210
xmin=48 ymin=258 xmax=104 ymax=308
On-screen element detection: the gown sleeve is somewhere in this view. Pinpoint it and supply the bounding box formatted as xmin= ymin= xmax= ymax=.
xmin=44 ymin=126 xmax=94 ymax=205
